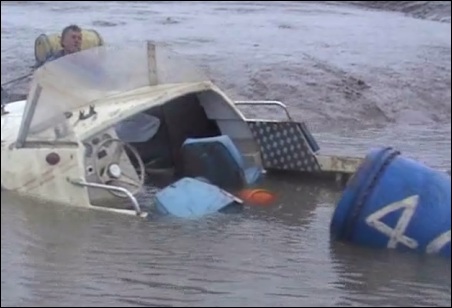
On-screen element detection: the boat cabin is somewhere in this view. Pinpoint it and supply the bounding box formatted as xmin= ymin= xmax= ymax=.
xmin=1 ymin=41 xmax=363 ymax=217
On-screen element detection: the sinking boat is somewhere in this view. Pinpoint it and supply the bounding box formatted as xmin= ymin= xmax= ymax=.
xmin=1 ymin=41 xmax=364 ymax=218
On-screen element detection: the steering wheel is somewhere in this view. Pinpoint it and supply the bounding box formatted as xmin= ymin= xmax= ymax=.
xmin=93 ymin=138 xmax=146 ymax=198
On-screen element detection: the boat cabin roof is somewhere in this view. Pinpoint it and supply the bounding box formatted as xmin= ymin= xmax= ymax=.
xmin=69 ymin=81 xmax=228 ymax=140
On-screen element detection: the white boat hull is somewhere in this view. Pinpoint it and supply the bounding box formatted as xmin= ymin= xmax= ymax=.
xmin=2 ymin=101 xmax=91 ymax=207
xmin=1 ymin=41 xmax=364 ymax=218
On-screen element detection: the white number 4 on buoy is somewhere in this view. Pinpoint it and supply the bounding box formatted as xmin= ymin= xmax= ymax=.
xmin=366 ymin=195 xmax=451 ymax=254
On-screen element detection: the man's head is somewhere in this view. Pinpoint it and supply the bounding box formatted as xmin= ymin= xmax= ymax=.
xmin=60 ymin=25 xmax=82 ymax=54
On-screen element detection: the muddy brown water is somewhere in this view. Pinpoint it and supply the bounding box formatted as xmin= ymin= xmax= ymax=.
xmin=1 ymin=1 xmax=451 ymax=307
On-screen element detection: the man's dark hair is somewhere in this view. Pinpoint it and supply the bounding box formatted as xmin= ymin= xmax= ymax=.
xmin=61 ymin=24 xmax=82 ymax=42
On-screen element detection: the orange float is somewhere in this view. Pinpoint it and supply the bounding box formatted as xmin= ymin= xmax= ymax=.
xmin=236 ymin=188 xmax=276 ymax=206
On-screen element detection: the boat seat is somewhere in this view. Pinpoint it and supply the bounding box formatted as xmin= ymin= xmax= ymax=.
xmin=181 ymin=135 xmax=262 ymax=191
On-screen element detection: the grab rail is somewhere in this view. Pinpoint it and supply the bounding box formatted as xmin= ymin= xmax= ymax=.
xmin=235 ymin=100 xmax=293 ymax=121
xmin=68 ymin=178 xmax=143 ymax=216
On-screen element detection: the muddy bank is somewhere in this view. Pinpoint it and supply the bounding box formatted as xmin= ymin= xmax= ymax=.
xmin=1 ymin=1 xmax=451 ymax=134
xmin=342 ymin=1 xmax=451 ymax=23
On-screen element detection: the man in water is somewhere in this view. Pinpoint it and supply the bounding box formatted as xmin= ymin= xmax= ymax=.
xmin=2 ymin=25 xmax=85 ymax=109
xmin=43 ymin=24 xmax=83 ymax=63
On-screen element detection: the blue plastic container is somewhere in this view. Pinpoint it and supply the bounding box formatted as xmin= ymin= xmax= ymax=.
xmin=154 ymin=177 xmax=242 ymax=219
xmin=331 ymin=147 xmax=451 ymax=258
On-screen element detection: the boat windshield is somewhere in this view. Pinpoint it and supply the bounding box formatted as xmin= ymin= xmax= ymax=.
xmin=17 ymin=41 xmax=208 ymax=146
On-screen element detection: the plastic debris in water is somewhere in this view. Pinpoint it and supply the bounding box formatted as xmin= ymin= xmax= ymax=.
xmin=236 ymin=188 xmax=276 ymax=206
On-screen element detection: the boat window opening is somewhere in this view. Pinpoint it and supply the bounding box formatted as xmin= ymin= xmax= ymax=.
xmin=121 ymin=93 xmax=222 ymax=186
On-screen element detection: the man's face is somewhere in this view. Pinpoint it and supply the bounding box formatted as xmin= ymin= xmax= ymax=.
xmin=62 ymin=30 xmax=82 ymax=54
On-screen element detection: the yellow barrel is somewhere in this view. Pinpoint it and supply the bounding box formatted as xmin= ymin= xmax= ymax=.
xmin=34 ymin=28 xmax=104 ymax=65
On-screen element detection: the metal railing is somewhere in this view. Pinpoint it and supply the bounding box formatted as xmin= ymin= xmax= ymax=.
xmin=235 ymin=100 xmax=293 ymax=121
xmin=68 ymin=178 xmax=143 ymax=216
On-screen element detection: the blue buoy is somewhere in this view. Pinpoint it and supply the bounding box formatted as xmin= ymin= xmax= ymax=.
xmin=331 ymin=147 xmax=451 ymax=258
